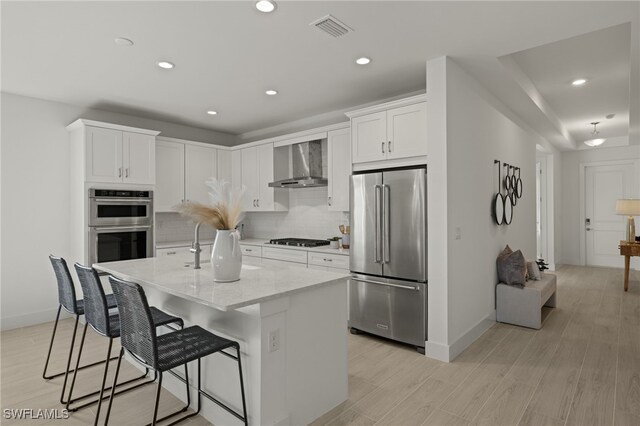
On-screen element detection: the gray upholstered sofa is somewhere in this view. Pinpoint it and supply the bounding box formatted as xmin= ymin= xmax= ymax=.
xmin=496 ymin=272 xmax=557 ymax=329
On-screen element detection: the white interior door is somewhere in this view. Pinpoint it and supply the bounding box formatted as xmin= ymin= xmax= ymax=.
xmin=585 ymin=163 xmax=637 ymax=267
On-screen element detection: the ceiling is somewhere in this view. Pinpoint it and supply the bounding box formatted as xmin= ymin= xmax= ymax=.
xmin=507 ymin=23 xmax=631 ymax=145
xmin=2 ymin=1 xmax=639 ymax=149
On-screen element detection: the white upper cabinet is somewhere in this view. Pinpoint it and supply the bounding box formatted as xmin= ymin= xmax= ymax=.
xmin=69 ymin=120 xmax=159 ymax=185
xmin=86 ymin=126 xmax=123 ymax=183
xmin=347 ymin=96 xmax=427 ymax=165
xmin=217 ymin=150 xmax=232 ymax=184
xmin=185 ymin=144 xmax=217 ymax=205
xmin=155 ymin=140 xmax=185 ymax=211
xmin=123 ymin=131 xmax=155 ymax=184
xmin=386 ymin=103 xmax=427 ymax=160
xmin=154 ymin=138 xmax=222 ymax=212
xmin=327 ymin=128 xmax=351 ymax=211
xmin=351 ymin=111 xmax=386 ymax=163
xmin=239 ymin=143 xmax=287 ymax=212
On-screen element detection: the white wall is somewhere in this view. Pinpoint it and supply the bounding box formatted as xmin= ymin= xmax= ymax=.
xmin=0 ymin=92 xmax=235 ymax=330
xmin=559 ymin=145 xmax=640 ymax=266
xmin=426 ymin=57 xmax=539 ymax=361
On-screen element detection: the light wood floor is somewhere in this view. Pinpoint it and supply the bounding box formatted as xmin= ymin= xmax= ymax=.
xmin=2 ymin=265 xmax=639 ymax=426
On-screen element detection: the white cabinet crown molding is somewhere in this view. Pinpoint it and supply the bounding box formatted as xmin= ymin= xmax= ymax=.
xmin=66 ymin=118 xmax=160 ymax=136
xmin=345 ymin=94 xmax=427 ymax=119
xmin=231 ymin=122 xmax=350 ymax=151
xmin=156 ymin=135 xmax=231 ymax=150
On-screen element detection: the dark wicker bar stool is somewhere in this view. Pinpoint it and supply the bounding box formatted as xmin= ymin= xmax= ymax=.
xmin=104 ymin=276 xmax=248 ymax=426
xmin=45 ymin=255 xmax=121 ymax=404
xmin=67 ymin=264 xmax=184 ymax=425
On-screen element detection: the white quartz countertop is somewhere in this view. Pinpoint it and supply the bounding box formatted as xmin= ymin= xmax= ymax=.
xmin=94 ymin=257 xmax=349 ymax=312
xmin=156 ymin=238 xmax=350 ymax=256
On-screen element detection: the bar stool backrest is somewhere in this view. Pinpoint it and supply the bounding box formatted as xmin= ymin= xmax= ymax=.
xmin=74 ymin=263 xmax=113 ymax=337
xmin=49 ymin=255 xmax=80 ymax=314
xmin=108 ymin=276 xmax=159 ymax=369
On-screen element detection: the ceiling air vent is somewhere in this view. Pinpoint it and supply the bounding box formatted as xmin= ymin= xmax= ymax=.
xmin=310 ymin=14 xmax=353 ymax=38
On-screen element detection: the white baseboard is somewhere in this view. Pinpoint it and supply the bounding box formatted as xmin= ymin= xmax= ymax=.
xmin=425 ymin=312 xmax=496 ymax=363
xmin=1 ymin=307 xmax=71 ymax=331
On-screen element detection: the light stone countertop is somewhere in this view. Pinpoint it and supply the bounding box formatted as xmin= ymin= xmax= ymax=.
xmin=94 ymin=257 xmax=349 ymax=312
xmin=157 ymin=238 xmax=350 ymax=256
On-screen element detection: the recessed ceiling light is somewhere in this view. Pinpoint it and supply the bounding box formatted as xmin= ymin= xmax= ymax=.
xmin=265 ymin=89 xmax=278 ymax=96
xmin=157 ymin=61 xmax=175 ymax=69
xmin=572 ymin=78 xmax=587 ymax=86
xmin=114 ymin=37 xmax=134 ymax=46
xmin=207 ymin=110 xmax=218 ymax=116
xmin=255 ymin=0 xmax=276 ymax=13
xmin=356 ymin=57 xmax=371 ymax=65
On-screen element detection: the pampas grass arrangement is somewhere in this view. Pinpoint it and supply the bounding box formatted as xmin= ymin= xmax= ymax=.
xmin=178 ymin=179 xmax=245 ymax=230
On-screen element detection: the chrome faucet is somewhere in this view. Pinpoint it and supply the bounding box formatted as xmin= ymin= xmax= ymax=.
xmin=191 ymin=222 xmax=202 ymax=269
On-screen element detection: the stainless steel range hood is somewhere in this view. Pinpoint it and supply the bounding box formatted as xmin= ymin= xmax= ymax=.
xmin=268 ymin=140 xmax=328 ymax=188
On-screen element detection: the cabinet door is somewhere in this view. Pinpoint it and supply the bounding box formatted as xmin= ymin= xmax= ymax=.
xmin=123 ymin=132 xmax=155 ymax=184
xmin=185 ymin=145 xmax=217 ymax=205
xmin=386 ymin=102 xmax=427 ymax=160
xmin=155 ymin=140 xmax=185 ymax=211
xmin=231 ymin=150 xmax=242 ymax=192
xmin=217 ymin=150 xmax=232 ymax=183
xmin=257 ymin=143 xmax=274 ymax=211
xmin=241 ymin=147 xmax=259 ymax=211
xmin=351 ymin=111 xmax=386 ymax=164
xmin=86 ymin=126 xmax=123 ymax=183
xmin=327 ymin=128 xmax=351 ymax=211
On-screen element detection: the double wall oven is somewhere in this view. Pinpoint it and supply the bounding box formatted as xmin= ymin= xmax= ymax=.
xmin=88 ymin=189 xmax=153 ymax=265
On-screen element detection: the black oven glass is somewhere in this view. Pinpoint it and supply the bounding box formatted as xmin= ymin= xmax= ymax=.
xmin=96 ymin=231 xmax=147 ymax=262
xmin=97 ymin=205 xmax=148 ymax=218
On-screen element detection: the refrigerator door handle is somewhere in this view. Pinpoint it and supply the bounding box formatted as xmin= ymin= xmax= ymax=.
xmin=383 ymin=184 xmax=390 ymax=264
xmin=374 ymin=184 xmax=382 ymax=263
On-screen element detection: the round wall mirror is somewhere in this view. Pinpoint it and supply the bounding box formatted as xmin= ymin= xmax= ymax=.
xmin=504 ymin=195 xmax=513 ymax=225
xmin=493 ymin=193 xmax=505 ymax=225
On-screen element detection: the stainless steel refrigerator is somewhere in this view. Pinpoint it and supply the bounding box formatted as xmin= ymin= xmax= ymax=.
xmin=349 ymin=166 xmax=427 ymax=352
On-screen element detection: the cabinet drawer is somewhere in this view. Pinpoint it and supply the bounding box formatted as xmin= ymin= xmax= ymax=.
xmin=240 ymin=244 xmax=262 ymax=258
xmin=262 ymin=247 xmax=308 ymax=264
xmin=308 ymin=252 xmax=349 ymax=270
xmin=156 ymin=246 xmax=192 ymax=259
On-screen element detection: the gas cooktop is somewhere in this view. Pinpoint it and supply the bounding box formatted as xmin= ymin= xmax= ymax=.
xmin=268 ymin=238 xmax=330 ymax=248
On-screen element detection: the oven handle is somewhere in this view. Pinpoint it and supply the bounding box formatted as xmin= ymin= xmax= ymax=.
xmin=93 ymin=198 xmax=152 ymax=204
xmin=92 ymin=225 xmax=152 ymax=232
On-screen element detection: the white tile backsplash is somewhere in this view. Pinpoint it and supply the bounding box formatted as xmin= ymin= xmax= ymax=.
xmin=155 ymin=212 xmax=216 ymax=243
xmin=241 ymin=187 xmax=349 ymax=240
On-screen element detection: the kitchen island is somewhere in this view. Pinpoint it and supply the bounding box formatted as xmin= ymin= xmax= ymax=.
xmin=94 ymin=257 xmax=349 ymax=426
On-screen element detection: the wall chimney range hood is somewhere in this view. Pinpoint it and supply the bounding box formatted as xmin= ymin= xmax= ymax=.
xmin=268 ymin=140 xmax=328 ymax=188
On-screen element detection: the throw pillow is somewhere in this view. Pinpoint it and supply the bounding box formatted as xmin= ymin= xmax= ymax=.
xmin=497 ymin=249 xmax=527 ymax=286
xmin=527 ymin=261 xmax=541 ymax=280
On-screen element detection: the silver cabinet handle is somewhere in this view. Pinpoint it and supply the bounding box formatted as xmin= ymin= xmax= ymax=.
xmin=245 ymin=249 xmax=252 ymax=252
xmin=118 ymin=168 xmax=122 ymax=178
xmin=256 ymin=199 xmax=260 ymax=207
xmin=381 ymin=142 xmax=385 ymax=154
xmin=383 ymin=184 xmax=390 ymax=264
xmin=352 ymin=277 xmax=419 ymax=291
xmin=125 ymin=168 xmax=129 ymax=178
xmin=328 ymin=196 xmax=332 ymax=206
xmin=323 ymin=258 xmax=333 ymax=262
xmin=586 ymin=228 xmax=591 ymax=231
xmin=253 ymin=200 xmax=256 ymax=207
xmin=374 ymin=184 xmax=382 ymax=263
xmin=388 ymin=141 xmax=392 ymax=152
xmin=167 ymin=251 xmax=177 ymax=255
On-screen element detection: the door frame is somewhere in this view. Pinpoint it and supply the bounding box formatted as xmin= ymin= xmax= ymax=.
xmin=579 ymin=159 xmax=640 ymax=266
xmin=536 ymin=157 xmax=547 ymax=262
xmin=535 ymin=153 xmax=555 ymax=270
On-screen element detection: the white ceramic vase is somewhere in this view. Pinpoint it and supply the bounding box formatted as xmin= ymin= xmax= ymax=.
xmin=211 ymin=230 xmax=242 ymax=282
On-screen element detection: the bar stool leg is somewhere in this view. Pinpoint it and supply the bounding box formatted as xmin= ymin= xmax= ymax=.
xmin=236 ymin=344 xmax=248 ymax=426
xmin=151 ymin=372 xmax=163 ymax=426
xmin=92 ymin=338 xmax=114 ymax=425
xmin=103 ymin=348 xmax=124 ymax=426
xmin=60 ymin=317 xmax=83 ymax=404
xmin=42 ymin=305 xmax=62 ymax=379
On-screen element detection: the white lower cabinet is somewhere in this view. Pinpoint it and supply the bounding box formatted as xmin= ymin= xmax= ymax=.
xmin=261 ymin=258 xmax=306 ymax=268
xmin=307 ymin=252 xmax=350 ymax=270
xmin=262 ymin=246 xmax=308 ymax=264
xmin=240 ymin=244 xmax=262 ymax=258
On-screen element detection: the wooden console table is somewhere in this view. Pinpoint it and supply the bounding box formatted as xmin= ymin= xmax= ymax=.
xmin=619 ymin=241 xmax=640 ymax=291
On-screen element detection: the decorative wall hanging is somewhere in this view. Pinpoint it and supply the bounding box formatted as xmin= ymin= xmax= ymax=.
xmin=493 ymin=160 xmax=523 ymax=226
